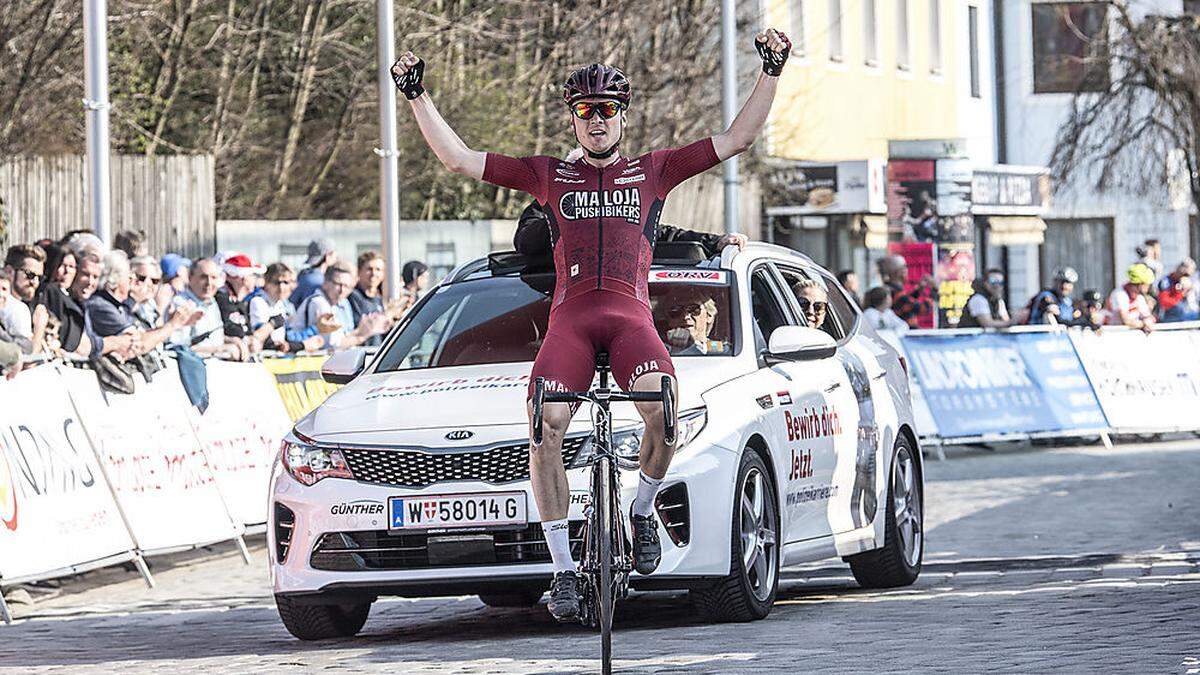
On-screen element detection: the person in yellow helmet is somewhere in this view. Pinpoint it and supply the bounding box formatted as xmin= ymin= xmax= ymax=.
xmin=1106 ymin=263 xmax=1156 ymax=332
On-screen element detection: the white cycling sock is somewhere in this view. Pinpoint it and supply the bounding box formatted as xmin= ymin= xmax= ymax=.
xmin=541 ymin=519 xmax=575 ymax=573
xmin=632 ymin=471 xmax=663 ymax=518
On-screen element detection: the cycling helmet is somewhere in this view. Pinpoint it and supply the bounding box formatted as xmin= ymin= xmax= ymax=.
xmin=1082 ymin=289 xmax=1103 ymax=305
xmin=1053 ymin=266 xmax=1079 ymax=284
xmin=562 ymin=64 xmax=632 ymax=107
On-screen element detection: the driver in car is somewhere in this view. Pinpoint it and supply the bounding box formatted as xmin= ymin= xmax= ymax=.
xmin=663 ymin=290 xmax=728 ymax=356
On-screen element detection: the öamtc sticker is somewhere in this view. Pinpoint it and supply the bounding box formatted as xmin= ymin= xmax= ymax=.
xmin=648 ymin=269 xmax=728 ymax=285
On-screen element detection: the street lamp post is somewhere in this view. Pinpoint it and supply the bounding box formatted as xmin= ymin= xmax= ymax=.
xmin=376 ymin=0 xmax=402 ymax=300
xmin=720 ymin=0 xmax=740 ymax=236
xmin=84 ymin=0 xmax=112 ymax=245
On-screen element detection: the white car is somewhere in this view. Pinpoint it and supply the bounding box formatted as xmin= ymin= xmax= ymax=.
xmin=268 ymin=242 xmax=924 ymax=640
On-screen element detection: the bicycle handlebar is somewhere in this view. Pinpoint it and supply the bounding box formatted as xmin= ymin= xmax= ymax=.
xmin=543 ymin=390 xmax=664 ymax=404
xmin=532 ymin=376 xmax=677 ymax=447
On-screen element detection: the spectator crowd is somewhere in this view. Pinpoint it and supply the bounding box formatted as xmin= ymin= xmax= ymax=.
xmin=852 ymin=238 xmax=1199 ymax=337
xmin=0 ymin=230 xmax=430 ymax=379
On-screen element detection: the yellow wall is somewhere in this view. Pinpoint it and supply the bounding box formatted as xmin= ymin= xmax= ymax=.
xmin=766 ymin=0 xmax=964 ymax=161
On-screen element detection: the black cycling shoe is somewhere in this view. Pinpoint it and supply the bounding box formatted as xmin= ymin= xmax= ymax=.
xmin=547 ymin=570 xmax=581 ymax=622
xmin=630 ymin=508 xmax=662 ymax=575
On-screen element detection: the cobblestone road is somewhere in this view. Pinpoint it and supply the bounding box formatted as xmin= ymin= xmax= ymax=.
xmin=3 ymin=438 xmax=1199 ymax=674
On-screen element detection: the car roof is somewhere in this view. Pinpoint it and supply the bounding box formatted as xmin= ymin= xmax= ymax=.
xmin=445 ymin=241 xmax=818 ymax=285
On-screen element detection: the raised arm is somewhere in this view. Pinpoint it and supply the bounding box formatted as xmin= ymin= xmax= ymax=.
xmin=712 ymin=29 xmax=791 ymax=161
xmin=392 ymin=52 xmax=486 ymax=179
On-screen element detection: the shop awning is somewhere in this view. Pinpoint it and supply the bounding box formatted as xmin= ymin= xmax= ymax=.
xmin=854 ymin=214 xmax=890 ymax=250
xmin=987 ymin=216 xmax=1046 ymax=246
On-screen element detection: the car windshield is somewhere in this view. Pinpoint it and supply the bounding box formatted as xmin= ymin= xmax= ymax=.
xmin=375 ymin=270 xmax=737 ymax=372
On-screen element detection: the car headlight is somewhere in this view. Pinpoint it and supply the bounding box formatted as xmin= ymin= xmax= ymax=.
xmin=673 ymin=407 xmax=707 ymax=449
xmin=568 ymin=407 xmax=707 ymax=467
xmin=281 ymin=438 xmax=354 ymax=486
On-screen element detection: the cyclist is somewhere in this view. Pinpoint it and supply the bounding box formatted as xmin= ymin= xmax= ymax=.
xmin=392 ymin=28 xmax=790 ymax=621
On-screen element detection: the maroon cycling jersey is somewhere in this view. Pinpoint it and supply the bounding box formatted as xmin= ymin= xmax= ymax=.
xmin=483 ymin=138 xmax=721 ymax=310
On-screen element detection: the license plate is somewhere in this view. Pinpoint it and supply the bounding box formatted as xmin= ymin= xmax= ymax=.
xmin=388 ymin=492 xmax=527 ymax=531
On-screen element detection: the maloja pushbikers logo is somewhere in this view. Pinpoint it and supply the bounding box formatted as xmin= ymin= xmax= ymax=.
xmin=0 ymin=448 xmax=17 ymax=531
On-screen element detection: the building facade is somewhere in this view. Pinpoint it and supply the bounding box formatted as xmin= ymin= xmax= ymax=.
xmin=761 ymin=0 xmax=1029 ymax=326
xmin=997 ymin=0 xmax=1196 ymax=306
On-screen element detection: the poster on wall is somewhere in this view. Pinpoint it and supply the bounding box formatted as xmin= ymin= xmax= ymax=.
xmin=937 ymin=244 xmax=976 ymax=327
xmin=886 ymin=160 xmax=938 ymax=243
xmin=887 ymin=241 xmax=938 ymax=329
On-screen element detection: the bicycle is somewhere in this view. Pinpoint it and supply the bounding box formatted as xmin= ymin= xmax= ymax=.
xmin=531 ymin=351 xmax=675 ymax=675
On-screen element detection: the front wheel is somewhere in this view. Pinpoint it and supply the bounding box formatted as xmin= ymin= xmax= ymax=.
xmin=847 ymin=434 xmax=923 ymax=588
xmin=275 ymin=594 xmax=370 ymax=640
xmin=690 ymin=449 xmax=779 ymax=622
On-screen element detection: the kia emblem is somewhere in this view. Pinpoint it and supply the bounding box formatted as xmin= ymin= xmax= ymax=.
xmin=445 ymin=429 xmax=474 ymax=441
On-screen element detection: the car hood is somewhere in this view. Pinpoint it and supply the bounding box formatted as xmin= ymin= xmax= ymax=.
xmin=296 ymin=358 xmax=746 ymax=446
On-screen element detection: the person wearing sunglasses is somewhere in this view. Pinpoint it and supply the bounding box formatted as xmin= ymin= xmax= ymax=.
xmin=392 ymin=28 xmax=790 ymax=621
xmin=663 ymin=291 xmax=727 ymax=356
xmin=2 ymin=244 xmax=52 ymax=357
xmin=791 ymin=279 xmax=831 ymax=332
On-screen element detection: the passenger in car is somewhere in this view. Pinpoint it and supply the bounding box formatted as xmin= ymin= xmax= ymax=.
xmin=662 ymin=289 xmax=729 ymax=356
xmin=791 ymin=279 xmax=831 ymax=334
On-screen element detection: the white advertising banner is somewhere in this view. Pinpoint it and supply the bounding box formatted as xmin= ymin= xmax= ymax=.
xmin=0 ymin=366 xmax=135 ymax=581
xmin=189 ymin=360 xmax=292 ymax=526
xmin=66 ymin=363 xmax=242 ymax=552
xmin=1069 ymin=328 xmax=1200 ymax=433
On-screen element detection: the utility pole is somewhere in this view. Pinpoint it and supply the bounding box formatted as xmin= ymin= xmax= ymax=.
xmin=84 ymin=0 xmax=112 ymax=245
xmin=720 ymin=0 xmax=740 ymax=235
xmin=376 ymin=0 xmax=402 ymax=299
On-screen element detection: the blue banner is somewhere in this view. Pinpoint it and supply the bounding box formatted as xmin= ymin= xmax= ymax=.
xmin=900 ymin=331 xmax=1107 ymax=439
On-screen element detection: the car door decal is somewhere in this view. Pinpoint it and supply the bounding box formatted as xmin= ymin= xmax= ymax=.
xmin=840 ymin=350 xmax=879 ymax=528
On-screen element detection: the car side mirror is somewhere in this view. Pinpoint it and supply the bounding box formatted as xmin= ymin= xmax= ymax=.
xmin=765 ymin=326 xmax=837 ymax=363
xmin=320 ymin=347 xmax=369 ymax=384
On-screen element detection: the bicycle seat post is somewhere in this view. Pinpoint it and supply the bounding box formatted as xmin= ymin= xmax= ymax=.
xmin=595 ymin=351 xmax=610 ymax=390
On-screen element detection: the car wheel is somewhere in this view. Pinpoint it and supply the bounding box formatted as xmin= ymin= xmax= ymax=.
xmin=690 ymin=449 xmax=779 ymax=622
xmin=275 ymin=594 xmax=371 ymax=640
xmin=478 ymin=587 xmax=545 ymax=608
xmin=847 ymin=434 xmax=923 ymax=588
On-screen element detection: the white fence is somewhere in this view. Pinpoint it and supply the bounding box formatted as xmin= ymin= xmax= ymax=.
xmin=0 ymin=359 xmax=291 ymax=604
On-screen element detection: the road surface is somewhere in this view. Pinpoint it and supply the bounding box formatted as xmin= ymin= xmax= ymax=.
xmin=3 ymin=438 xmax=1199 ymax=673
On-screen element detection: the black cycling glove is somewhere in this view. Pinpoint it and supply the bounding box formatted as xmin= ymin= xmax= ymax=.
xmin=755 ymin=32 xmax=791 ymax=76
xmin=392 ymin=57 xmax=426 ymax=100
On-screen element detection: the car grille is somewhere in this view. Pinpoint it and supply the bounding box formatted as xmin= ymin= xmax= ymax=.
xmin=309 ymin=522 xmax=585 ymax=571
xmin=340 ymin=435 xmax=590 ymax=488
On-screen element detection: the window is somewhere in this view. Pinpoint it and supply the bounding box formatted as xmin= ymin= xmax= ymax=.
xmin=896 ymin=0 xmax=911 ymax=70
xmin=279 ymin=243 xmax=310 ymax=270
xmin=1032 ymin=2 xmax=1110 ymax=94
xmin=425 ymin=241 xmax=456 ymax=283
xmin=375 ymin=275 xmax=739 ymax=371
xmin=789 ymin=0 xmax=807 ymax=56
xmin=828 ymin=0 xmax=844 ymax=62
xmin=821 ymin=271 xmax=859 ymax=337
xmin=775 ymin=265 xmax=849 ymax=340
xmin=863 ymin=0 xmax=878 ymax=65
xmin=1190 ymin=215 xmax=1199 ymax=265
xmin=1040 ymin=218 xmax=1115 ymax=296
xmin=929 ymin=0 xmax=942 ymax=73
xmin=750 ymin=268 xmax=792 ymax=355
xmin=968 ymin=5 xmax=980 ymax=97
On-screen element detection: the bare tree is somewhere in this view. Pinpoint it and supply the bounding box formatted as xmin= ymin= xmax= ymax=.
xmin=1050 ymin=3 xmax=1200 ymax=212
xmin=0 ymin=1 xmax=762 ymax=221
